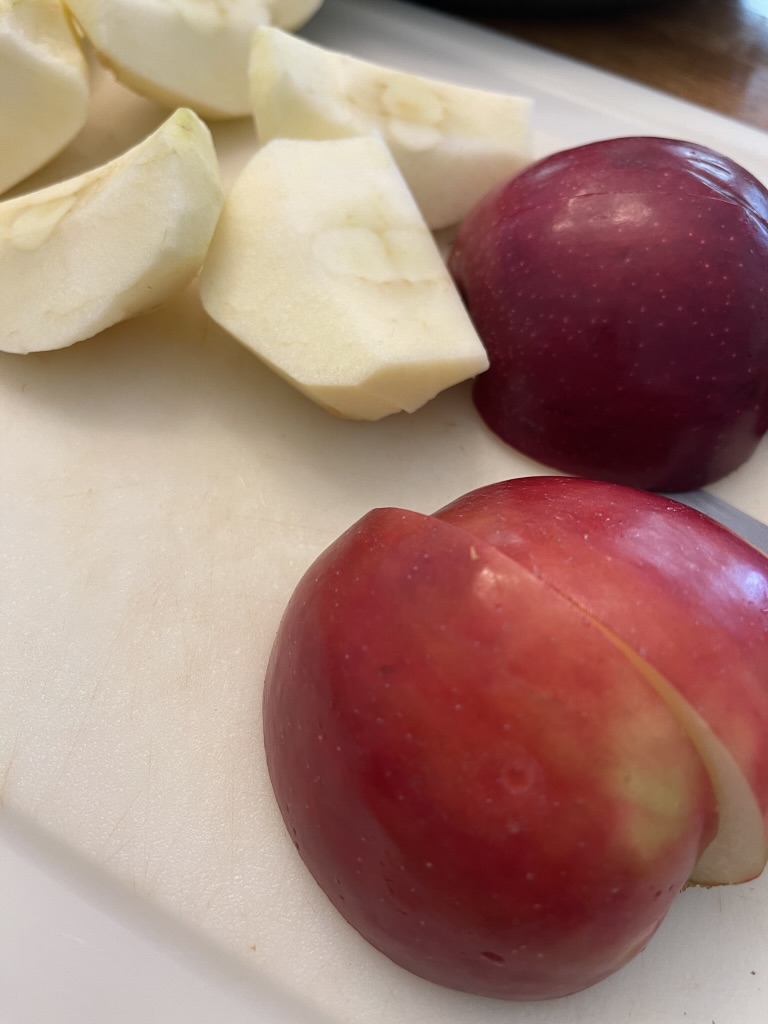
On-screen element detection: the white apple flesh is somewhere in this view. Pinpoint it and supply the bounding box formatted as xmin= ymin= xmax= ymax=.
xmin=249 ymin=26 xmax=532 ymax=229
xmin=0 ymin=108 xmax=224 ymax=354
xmin=65 ymin=0 xmax=325 ymax=119
xmin=0 ymin=0 xmax=90 ymax=195
xmin=199 ymin=135 xmax=489 ymax=419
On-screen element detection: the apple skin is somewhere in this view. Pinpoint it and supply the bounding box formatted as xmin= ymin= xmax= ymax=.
xmin=448 ymin=137 xmax=768 ymax=491
xmin=263 ymin=503 xmax=716 ymax=1000
xmin=435 ymin=476 xmax=768 ymax=883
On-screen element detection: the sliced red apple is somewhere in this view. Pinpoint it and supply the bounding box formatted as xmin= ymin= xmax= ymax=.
xmin=264 ymin=505 xmax=716 ymax=999
xmin=435 ymin=477 xmax=768 ymax=884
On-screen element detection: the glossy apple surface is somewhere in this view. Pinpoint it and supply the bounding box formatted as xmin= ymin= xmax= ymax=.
xmin=448 ymin=137 xmax=768 ymax=491
xmin=263 ymin=496 xmax=721 ymax=1000
xmin=436 ymin=476 xmax=768 ymax=884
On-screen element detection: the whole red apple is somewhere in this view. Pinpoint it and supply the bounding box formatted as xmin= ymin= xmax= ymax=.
xmin=262 ymin=479 xmax=768 ymax=1000
xmin=448 ymin=137 xmax=768 ymax=491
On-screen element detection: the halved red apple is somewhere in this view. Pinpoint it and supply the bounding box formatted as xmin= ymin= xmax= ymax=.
xmin=263 ymin=478 xmax=768 ymax=999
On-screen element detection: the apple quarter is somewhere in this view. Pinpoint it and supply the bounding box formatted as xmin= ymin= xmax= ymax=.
xmin=199 ymin=136 xmax=489 ymax=420
xmin=65 ymin=0 xmax=325 ymax=119
xmin=0 ymin=108 xmax=224 ymax=354
xmin=0 ymin=0 xmax=90 ymax=195
xmin=249 ymin=26 xmax=533 ymax=229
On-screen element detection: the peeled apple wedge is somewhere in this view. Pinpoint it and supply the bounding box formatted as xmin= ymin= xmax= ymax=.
xmin=0 ymin=108 xmax=224 ymax=355
xmin=0 ymin=0 xmax=90 ymax=195
xmin=249 ymin=26 xmax=532 ymax=229
xmin=199 ymin=136 xmax=489 ymax=419
xmin=65 ymin=0 xmax=325 ymax=119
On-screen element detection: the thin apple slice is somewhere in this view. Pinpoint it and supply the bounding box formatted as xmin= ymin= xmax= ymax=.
xmin=0 ymin=108 xmax=224 ymax=354
xmin=199 ymin=136 xmax=489 ymax=419
xmin=435 ymin=477 xmax=768 ymax=884
xmin=248 ymin=26 xmax=532 ymax=229
xmin=0 ymin=0 xmax=90 ymax=195
xmin=601 ymin=632 xmax=765 ymax=885
xmin=65 ymin=0 xmax=325 ymax=120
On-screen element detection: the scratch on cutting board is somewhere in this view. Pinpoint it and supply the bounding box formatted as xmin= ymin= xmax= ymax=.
xmin=27 ymin=480 xmax=144 ymax=504
xmin=29 ymin=598 xmax=145 ymax=816
xmin=0 ymin=737 xmax=19 ymax=805
xmin=99 ymin=788 xmax=149 ymax=864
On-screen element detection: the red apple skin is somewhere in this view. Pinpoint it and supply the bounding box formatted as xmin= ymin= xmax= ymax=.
xmin=448 ymin=137 xmax=768 ymax=491
xmin=436 ymin=476 xmax=768 ymax=878
xmin=263 ymin=506 xmax=715 ymax=1000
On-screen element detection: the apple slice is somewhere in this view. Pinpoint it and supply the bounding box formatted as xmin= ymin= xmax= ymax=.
xmin=0 ymin=108 xmax=224 ymax=354
xmin=0 ymin=0 xmax=90 ymax=195
xmin=248 ymin=26 xmax=532 ymax=229
xmin=65 ymin=0 xmax=325 ymax=120
xmin=199 ymin=136 xmax=489 ymax=419
xmin=435 ymin=477 xmax=768 ymax=884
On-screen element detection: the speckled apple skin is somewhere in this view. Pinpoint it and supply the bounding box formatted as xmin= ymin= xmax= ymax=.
xmin=263 ymin=497 xmax=716 ymax=1000
xmin=449 ymin=137 xmax=768 ymax=491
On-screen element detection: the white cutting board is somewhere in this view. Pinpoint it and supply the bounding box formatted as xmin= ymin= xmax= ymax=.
xmin=2 ymin=3 xmax=768 ymax=1023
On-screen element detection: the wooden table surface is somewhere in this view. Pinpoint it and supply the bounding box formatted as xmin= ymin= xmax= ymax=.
xmin=467 ymin=0 xmax=768 ymax=133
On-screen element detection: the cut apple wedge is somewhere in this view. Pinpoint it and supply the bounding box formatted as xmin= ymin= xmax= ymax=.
xmin=199 ymin=136 xmax=489 ymax=419
xmin=0 ymin=0 xmax=90 ymax=195
xmin=435 ymin=477 xmax=768 ymax=885
xmin=0 ymin=108 xmax=224 ymax=354
xmin=249 ymin=26 xmax=532 ymax=229
xmin=65 ymin=0 xmax=325 ymax=119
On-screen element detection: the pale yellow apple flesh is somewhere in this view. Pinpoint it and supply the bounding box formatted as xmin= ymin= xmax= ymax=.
xmin=65 ymin=0 xmax=325 ymax=119
xmin=590 ymin=625 xmax=766 ymax=885
xmin=199 ymin=135 xmax=489 ymax=419
xmin=0 ymin=0 xmax=90 ymax=195
xmin=249 ymin=26 xmax=532 ymax=229
xmin=0 ymin=108 xmax=224 ymax=354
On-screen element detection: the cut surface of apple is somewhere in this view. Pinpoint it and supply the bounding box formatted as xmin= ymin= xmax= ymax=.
xmin=0 ymin=0 xmax=90 ymax=195
xmin=0 ymin=108 xmax=224 ymax=355
xmin=199 ymin=136 xmax=489 ymax=419
xmin=249 ymin=26 xmax=532 ymax=229
xmin=65 ymin=0 xmax=325 ymax=119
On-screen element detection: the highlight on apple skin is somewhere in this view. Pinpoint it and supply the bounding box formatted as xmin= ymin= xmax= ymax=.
xmin=448 ymin=137 xmax=768 ymax=492
xmin=262 ymin=477 xmax=768 ymax=1000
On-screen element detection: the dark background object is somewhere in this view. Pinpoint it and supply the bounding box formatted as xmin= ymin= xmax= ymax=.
xmin=410 ymin=0 xmax=663 ymax=16
xmin=409 ymin=0 xmax=768 ymax=134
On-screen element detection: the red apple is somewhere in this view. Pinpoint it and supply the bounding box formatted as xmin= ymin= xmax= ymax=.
xmin=435 ymin=476 xmax=768 ymax=885
xmin=448 ymin=137 xmax=768 ymax=491
xmin=264 ymin=495 xmax=726 ymax=1000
